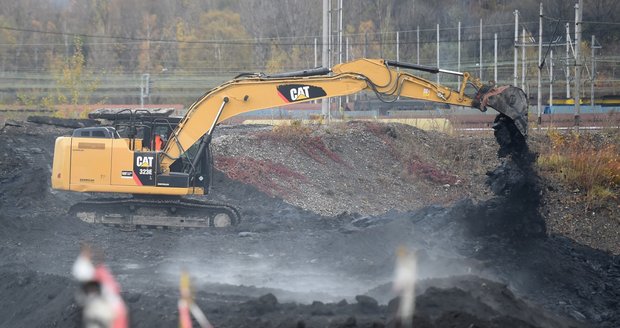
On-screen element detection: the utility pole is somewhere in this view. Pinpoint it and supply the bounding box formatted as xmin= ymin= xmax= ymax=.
xmin=522 ymin=27 xmax=526 ymax=90
xmin=146 ymin=21 xmax=151 ymax=71
xmin=396 ymin=31 xmax=400 ymax=99
xmin=338 ymin=0 xmax=343 ymax=65
xmin=566 ymin=22 xmax=571 ymax=98
xmin=458 ymin=21 xmax=461 ymax=85
xmin=396 ymin=31 xmax=400 ymax=64
xmin=364 ymin=32 xmax=368 ymax=58
xmin=494 ymin=33 xmax=498 ymax=83
xmin=416 ymin=25 xmax=420 ymax=64
xmin=437 ymin=24 xmax=440 ymax=84
xmin=479 ymin=18 xmax=483 ymax=80
xmin=591 ymin=35 xmax=594 ymax=107
xmin=140 ymin=73 xmax=150 ymax=108
xmin=590 ymin=35 xmax=601 ymax=107
xmin=514 ymin=10 xmax=519 ymax=86
xmin=346 ymin=37 xmax=350 ymax=103
xmin=574 ymin=0 xmax=582 ymax=129
xmin=338 ymin=0 xmax=342 ymax=116
xmin=321 ymin=0 xmax=329 ymax=118
xmin=314 ymin=38 xmax=317 ymax=68
xmin=537 ymin=2 xmax=543 ymax=125
xmin=314 ymin=37 xmax=317 ymax=104
xmin=328 ymin=0 xmax=332 ymax=68
xmin=549 ymin=49 xmax=554 ymax=113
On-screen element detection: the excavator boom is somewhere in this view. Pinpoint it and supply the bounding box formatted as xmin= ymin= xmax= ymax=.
xmin=161 ymin=58 xmax=528 ymax=172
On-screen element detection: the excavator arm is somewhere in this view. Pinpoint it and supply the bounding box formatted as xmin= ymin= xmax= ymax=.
xmin=160 ymin=58 xmax=528 ymax=173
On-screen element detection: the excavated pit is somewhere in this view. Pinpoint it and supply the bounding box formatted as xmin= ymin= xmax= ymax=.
xmin=0 ymin=119 xmax=618 ymax=327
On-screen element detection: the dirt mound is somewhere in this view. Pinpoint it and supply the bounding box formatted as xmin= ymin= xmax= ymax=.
xmin=213 ymin=122 xmax=497 ymax=216
xmin=0 ymin=269 xmax=583 ymax=328
xmin=26 ymin=116 xmax=100 ymax=129
xmin=0 ymin=271 xmax=79 ymax=327
xmin=395 ymin=275 xmax=582 ymax=328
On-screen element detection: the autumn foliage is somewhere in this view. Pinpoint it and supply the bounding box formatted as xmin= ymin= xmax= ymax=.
xmin=538 ymin=130 xmax=620 ymax=207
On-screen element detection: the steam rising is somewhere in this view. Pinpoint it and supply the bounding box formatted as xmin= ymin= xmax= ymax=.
xmin=160 ymin=254 xmax=384 ymax=303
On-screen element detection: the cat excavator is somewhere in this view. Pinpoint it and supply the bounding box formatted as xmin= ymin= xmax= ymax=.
xmin=51 ymin=58 xmax=529 ymax=229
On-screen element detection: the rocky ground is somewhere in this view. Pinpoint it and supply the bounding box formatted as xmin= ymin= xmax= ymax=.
xmin=0 ymin=118 xmax=619 ymax=327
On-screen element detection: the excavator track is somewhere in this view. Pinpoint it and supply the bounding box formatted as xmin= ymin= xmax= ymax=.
xmin=69 ymin=197 xmax=241 ymax=229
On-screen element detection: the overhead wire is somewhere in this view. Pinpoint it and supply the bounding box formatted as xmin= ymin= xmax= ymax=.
xmin=0 ymin=21 xmax=537 ymax=47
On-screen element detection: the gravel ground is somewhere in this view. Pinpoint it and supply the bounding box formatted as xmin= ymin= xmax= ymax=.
xmin=0 ymin=119 xmax=618 ymax=327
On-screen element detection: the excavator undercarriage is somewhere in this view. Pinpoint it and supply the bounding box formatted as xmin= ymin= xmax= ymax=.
xmin=70 ymin=197 xmax=240 ymax=229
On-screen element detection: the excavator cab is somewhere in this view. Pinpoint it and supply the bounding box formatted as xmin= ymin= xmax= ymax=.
xmin=51 ymin=108 xmax=235 ymax=229
xmin=109 ymin=111 xmax=213 ymax=194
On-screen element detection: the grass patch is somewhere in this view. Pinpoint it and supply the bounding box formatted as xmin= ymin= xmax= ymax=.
xmin=537 ymin=130 xmax=620 ymax=208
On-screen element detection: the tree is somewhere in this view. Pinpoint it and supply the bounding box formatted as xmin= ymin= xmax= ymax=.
xmin=49 ymin=38 xmax=100 ymax=113
xmin=0 ymin=15 xmax=17 ymax=72
xmin=177 ymin=10 xmax=252 ymax=71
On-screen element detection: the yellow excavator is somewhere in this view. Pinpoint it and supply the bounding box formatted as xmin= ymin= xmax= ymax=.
xmin=51 ymin=58 xmax=529 ymax=229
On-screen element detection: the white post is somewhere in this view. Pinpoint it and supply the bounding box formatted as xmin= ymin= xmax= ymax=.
xmin=537 ymin=2 xmax=543 ymax=124
xmin=514 ymin=10 xmax=519 ymax=86
xmin=494 ymin=33 xmax=498 ymax=83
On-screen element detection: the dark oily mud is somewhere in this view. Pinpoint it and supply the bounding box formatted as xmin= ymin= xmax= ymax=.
xmin=26 ymin=116 xmax=100 ymax=129
xmin=462 ymin=116 xmax=545 ymax=239
xmin=0 ymin=121 xmax=618 ymax=328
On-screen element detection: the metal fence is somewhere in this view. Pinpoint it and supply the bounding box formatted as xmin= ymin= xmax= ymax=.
xmin=1 ymin=14 xmax=618 ymax=108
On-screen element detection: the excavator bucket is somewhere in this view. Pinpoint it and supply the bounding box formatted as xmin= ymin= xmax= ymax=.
xmin=475 ymin=85 xmax=529 ymax=137
xmin=472 ymin=85 xmax=530 ymax=157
